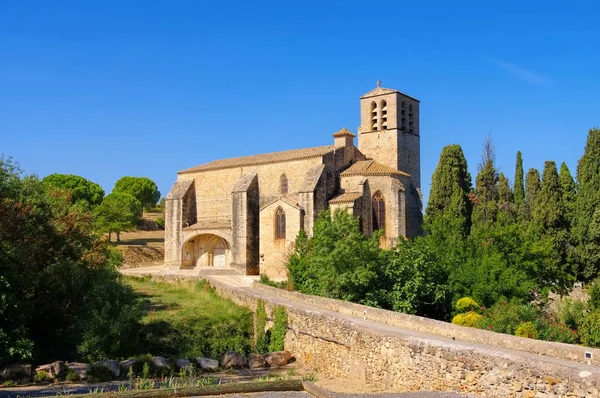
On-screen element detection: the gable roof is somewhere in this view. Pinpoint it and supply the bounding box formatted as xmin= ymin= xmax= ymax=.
xmin=360 ymin=86 xmax=420 ymax=102
xmin=340 ymin=160 xmax=410 ymax=178
xmin=179 ymin=145 xmax=335 ymax=174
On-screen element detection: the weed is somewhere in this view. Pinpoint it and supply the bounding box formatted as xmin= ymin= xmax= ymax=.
xmin=301 ymin=373 xmax=316 ymax=382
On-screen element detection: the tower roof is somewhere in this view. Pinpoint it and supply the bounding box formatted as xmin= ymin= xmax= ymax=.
xmin=331 ymin=127 xmax=356 ymax=138
xmin=360 ymin=87 xmax=400 ymax=99
xmin=340 ymin=160 xmax=410 ymax=177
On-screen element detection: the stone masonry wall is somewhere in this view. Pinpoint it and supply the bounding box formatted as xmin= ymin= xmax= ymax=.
xmin=200 ymin=277 xmax=600 ymax=397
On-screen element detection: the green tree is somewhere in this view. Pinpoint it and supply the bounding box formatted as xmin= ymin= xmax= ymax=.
xmin=514 ymin=151 xmax=525 ymax=205
xmin=42 ymin=174 xmax=105 ymax=208
xmin=472 ymin=136 xmax=499 ymax=228
xmin=94 ymin=193 xmax=142 ymax=242
xmin=498 ymin=173 xmax=513 ymax=211
xmin=113 ymin=176 xmax=161 ymax=211
xmin=573 ymin=128 xmax=600 ymax=279
xmin=522 ymin=168 xmax=541 ymax=221
xmin=425 ymin=144 xmax=473 ymax=238
xmin=0 ymin=157 xmax=140 ymax=365
xmin=559 ymin=162 xmax=576 ymax=224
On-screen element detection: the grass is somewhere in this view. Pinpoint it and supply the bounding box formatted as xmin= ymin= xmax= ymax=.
xmin=125 ymin=277 xmax=253 ymax=359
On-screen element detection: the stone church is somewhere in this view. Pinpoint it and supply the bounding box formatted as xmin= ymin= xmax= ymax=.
xmin=164 ymin=84 xmax=423 ymax=278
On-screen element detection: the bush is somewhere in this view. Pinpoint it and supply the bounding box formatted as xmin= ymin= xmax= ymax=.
xmin=515 ymin=322 xmax=539 ymax=339
xmin=129 ymin=354 xmax=168 ymax=377
xmin=556 ymin=297 xmax=587 ymax=331
xmin=451 ymin=311 xmax=483 ymax=328
xmin=33 ymin=371 xmax=52 ymax=384
xmin=588 ymin=279 xmax=600 ymax=311
xmin=537 ymin=319 xmax=579 ymax=344
xmin=86 ymin=364 xmax=115 ymax=382
xmin=259 ymin=274 xmax=287 ymax=290
xmin=580 ymin=310 xmax=600 ymax=348
xmin=268 ymin=306 xmax=288 ymax=352
xmin=65 ymin=370 xmax=81 ymax=382
xmin=455 ymin=297 xmax=480 ymax=313
xmin=155 ymin=217 xmax=165 ymax=230
xmin=255 ymin=300 xmax=269 ymax=354
xmin=477 ymin=299 xmax=540 ymax=335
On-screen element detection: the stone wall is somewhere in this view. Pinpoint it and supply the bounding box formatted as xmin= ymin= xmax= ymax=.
xmin=202 ymin=277 xmax=600 ymax=397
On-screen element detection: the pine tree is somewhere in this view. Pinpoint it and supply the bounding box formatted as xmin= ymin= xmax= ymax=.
xmin=559 ymin=162 xmax=576 ymax=224
xmin=425 ymin=144 xmax=473 ymax=237
xmin=573 ymin=127 xmax=600 ymax=279
xmin=514 ymin=151 xmax=525 ymax=205
xmin=522 ymin=168 xmax=541 ymax=221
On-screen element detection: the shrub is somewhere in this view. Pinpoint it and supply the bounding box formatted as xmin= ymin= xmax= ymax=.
xmin=455 ymin=297 xmax=480 ymax=313
xmin=451 ymin=311 xmax=483 ymax=328
xmin=33 ymin=371 xmax=52 ymax=384
xmin=588 ymin=279 xmax=600 ymax=311
xmin=255 ymin=300 xmax=269 ymax=354
xmin=65 ymin=370 xmax=81 ymax=382
xmin=515 ymin=322 xmax=539 ymax=339
xmin=580 ymin=310 xmax=600 ymax=348
xmin=86 ymin=364 xmax=115 ymax=382
xmin=3 ymin=380 xmax=18 ymax=387
xmin=268 ymin=306 xmax=288 ymax=352
xmin=537 ymin=319 xmax=579 ymax=344
xmin=477 ymin=299 xmax=540 ymax=335
xmin=556 ymin=297 xmax=587 ymax=332
xmin=155 ymin=217 xmax=165 ymax=230
xmin=259 ymin=274 xmax=287 ymax=290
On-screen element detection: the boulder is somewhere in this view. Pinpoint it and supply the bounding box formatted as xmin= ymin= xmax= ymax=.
xmin=196 ymin=357 xmax=219 ymax=372
xmin=36 ymin=361 xmax=66 ymax=379
xmin=248 ymin=353 xmax=267 ymax=369
xmin=67 ymin=363 xmax=90 ymax=380
xmin=151 ymin=356 xmax=170 ymax=369
xmin=120 ymin=359 xmax=137 ymax=373
xmin=0 ymin=363 xmax=32 ymax=380
xmin=264 ymin=351 xmax=292 ymax=368
xmin=175 ymin=359 xmax=192 ymax=370
xmin=222 ymin=352 xmax=248 ymax=369
xmin=94 ymin=360 xmax=120 ymax=378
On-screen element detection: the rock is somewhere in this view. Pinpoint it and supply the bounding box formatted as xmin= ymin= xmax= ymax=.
xmin=36 ymin=361 xmax=66 ymax=379
xmin=264 ymin=351 xmax=292 ymax=368
xmin=196 ymin=357 xmax=219 ymax=371
xmin=120 ymin=359 xmax=137 ymax=373
xmin=512 ymin=381 xmax=522 ymax=392
xmin=175 ymin=359 xmax=192 ymax=370
xmin=0 ymin=363 xmax=32 ymax=380
xmin=67 ymin=363 xmax=90 ymax=380
xmin=94 ymin=360 xmax=120 ymax=378
xmin=248 ymin=353 xmax=267 ymax=369
xmin=151 ymin=356 xmax=170 ymax=369
xmin=222 ymin=352 xmax=248 ymax=369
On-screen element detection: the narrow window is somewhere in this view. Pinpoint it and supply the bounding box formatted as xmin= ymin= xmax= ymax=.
xmin=381 ymin=100 xmax=388 ymax=129
xmin=275 ymin=207 xmax=286 ymax=240
xmin=370 ymin=101 xmax=378 ymax=130
xmin=280 ymin=174 xmax=288 ymax=194
xmin=408 ymin=104 xmax=414 ymax=133
xmin=372 ymin=192 xmax=386 ymax=234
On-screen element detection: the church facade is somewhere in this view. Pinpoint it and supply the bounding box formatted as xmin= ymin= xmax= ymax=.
xmin=164 ymin=84 xmax=423 ymax=278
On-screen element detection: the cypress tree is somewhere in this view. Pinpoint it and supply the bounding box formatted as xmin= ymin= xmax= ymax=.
xmin=559 ymin=162 xmax=576 ymax=224
xmin=425 ymin=144 xmax=473 ymax=237
xmin=533 ymin=161 xmax=565 ymax=231
xmin=514 ymin=151 xmax=525 ymax=205
xmin=522 ymin=168 xmax=540 ymax=221
xmin=573 ymin=127 xmax=600 ymax=279
xmin=498 ymin=173 xmax=513 ymax=208
xmin=472 ymin=158 xmax=499 ymax=226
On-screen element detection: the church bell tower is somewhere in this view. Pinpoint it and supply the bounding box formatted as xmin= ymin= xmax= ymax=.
xmin=358 ymin=82 xmax=421 ymax=189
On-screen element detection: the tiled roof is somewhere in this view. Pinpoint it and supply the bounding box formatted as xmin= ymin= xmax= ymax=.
xmin=332 ymin=127 xmax=356 ymax=138
xmin=179 ymin=145 xmax=335 ymax=174
xmin=166 ymin=179 xmax=193 ymax=200
xmin=329 ymin=192 xmax=363 ymax=204
xmin=340 ymin=160 xmax=410 ymax=177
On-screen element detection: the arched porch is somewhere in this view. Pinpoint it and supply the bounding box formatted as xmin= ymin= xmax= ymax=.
xmin=180 ymin=233 xmax=231 ymax=269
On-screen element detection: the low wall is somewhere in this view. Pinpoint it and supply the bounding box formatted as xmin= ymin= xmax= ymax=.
xmin=157 ymin=275 xmax=600 ymax=397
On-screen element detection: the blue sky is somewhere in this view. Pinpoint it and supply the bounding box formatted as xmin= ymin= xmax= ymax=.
xmin=1 ymin=0 xmax=599 ymax=205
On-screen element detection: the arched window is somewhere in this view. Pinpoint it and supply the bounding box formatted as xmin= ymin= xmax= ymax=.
xmin=380 ymin=100 xmax=388 ymax=129
xmin=370 ymin=101 xmax=378 ymax=130
xmin=372 ymin=192 xmax=386 ymax=233
xmin=275 ymin=207 xmax=286 ymax=240
xmin=280 ymin=174 xmax=288 ymax=194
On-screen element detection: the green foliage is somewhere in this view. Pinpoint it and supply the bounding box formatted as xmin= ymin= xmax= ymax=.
xmin=451 ymin=311 xmax=483 ymax=328
xmin=65 ymin=370 xmax=81 ymax=382
xmin=580 ymin=310 xmax=600 ymax=348
xmin=86 ymin=364 xmax=115 ymax=382
xmin=268 ymin=306 xmax=288 ymax=352
xmin=113 ymin=176 xmax=161 ymax=210
xmin=559 ymin=162 xmax=576 ymax=223
xmin=588 ymin=279 xmax=600 ymax=311
xmin=515 ymin=322 xmax=539 ymax=339
xmin=255 ymin=301 xmax=269 ymax=354
xmin=455 ymin=297 xmax=480 ymax=313
xmin=94 ymin=192 xmax=142 ymax=242
xmin=0 ymin=157 xmax=142 ymax=366
xmin=33 ymin=371 xmax=52 ymax=384
xmin=155 ymin=217 xmax=165 ymax=230
xmin=513 ymin=151 xmax=525 ymax=205
xmin=42 ymin=173 xmax=105 ymax=209
xmin=128 ymin=278 xmax=253 ymax=360
xmin=259 ymin=274 xmax=287 ymax=289
xmin=478 ymin=299 xmax=539 ymax=335
xmin=557 ymin=298 xmax=587 ymax=332
xmin=522 ymin=168 xmax=540 ymax=221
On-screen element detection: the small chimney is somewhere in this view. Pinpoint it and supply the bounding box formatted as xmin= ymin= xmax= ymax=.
xmin=332 ymin=127 xmax=356 ymax=148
